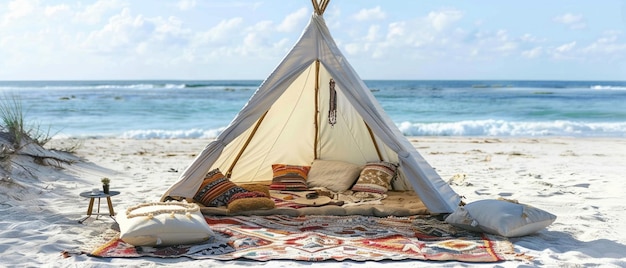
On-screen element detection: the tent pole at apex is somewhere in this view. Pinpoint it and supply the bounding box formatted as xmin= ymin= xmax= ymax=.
xmin=312 ymin=0 xmax=330 ymax=15
xmin=320 ymin=0 xmax=330 ymax=14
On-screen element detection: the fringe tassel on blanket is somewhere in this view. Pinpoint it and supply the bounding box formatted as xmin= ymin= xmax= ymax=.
xmin=329 ymin=78 xmax=337 ymax=126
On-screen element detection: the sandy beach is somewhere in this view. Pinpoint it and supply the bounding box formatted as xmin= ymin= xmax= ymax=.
xmin=1 ymin=137 xmax=625 ymax=267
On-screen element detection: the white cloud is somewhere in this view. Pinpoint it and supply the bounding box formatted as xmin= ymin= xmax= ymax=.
xmin=344 ymin=43 xmax=364 ymax=55
xmin=44 ymin=4 xmax=71 ymax=18
xmin=277 ymin=7 xmax=308 ymax=32
xmin=344 ymin=9 xmax=466 ymax=61
xmin=237 ymin=21 xmax=278 ymax=57
xmin=177 ymin=0 xmax=196 ymax=11
xmin=522 ymin=47 xmax=542 ymax=58
xmin=556 ymin=41 xmax=576 ymax=53
xmin=0 ymin=1 xmax=621 ymax=80
xmin=426 ymin=9 xmax=463 ymax=32
xmin=386 ymin=21 xmax=406 ymax=40
xmin=197 ymin=17 xmax=244 ymax=43
xmin=2 ymin=0 xmax=36 ymax=26
xmin=496 ymin=30 xmax=508 ymax=41
xmin=546 ymin=41 xmax=579 ymax=60
xmin=187 ymin=16 xmax=282 ymax=61
xmin=365 ymin=25 xmax=380 ymax=42
xmin=545 ymin=32 xmax=626 ymax=62
xmin=582 ymin=33 xmax=626 ymax=55
xmin=74 ymin=0 xmax=127 ymax=25
xmin=8 ymin=0 xmax=35 ymax=17
xmin=553 ymin=13 xmax=586 ymax=29
xmin=496 ymin=42 xmax=518 ymax=53
xmin=249 ymin=20 xmax=273 ymax=32
xmin=520 ymin=33 xmax=544 ymax=43
xmin=553 ymin=13 xmax=583 ymax=24
xmin=80 ymin=8 xmax=157 ymax=54
xmin=352 ymin=6 xmax=386 ymax=21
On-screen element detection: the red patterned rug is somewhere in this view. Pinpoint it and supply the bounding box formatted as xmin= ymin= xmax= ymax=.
xmin=90 ymin=215 xmax=529 ymax=263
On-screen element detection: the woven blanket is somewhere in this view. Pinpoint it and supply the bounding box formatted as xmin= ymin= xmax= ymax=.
xmin=90 ymin=215 xmax=528 ymax=263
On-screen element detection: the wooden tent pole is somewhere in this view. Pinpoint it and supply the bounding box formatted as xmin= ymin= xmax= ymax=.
xmin=320 ymin=0 xmax=330 ymax=14
xmin=312 ymin=0 xmax=321 ymax=15
xmin=312 ymin=0 xmax=329 ymax=15
xmin=226 ymin=111 xmax=268 ymax=177
xmin=365 ymin=122 xmax=383 ymax=161
xmin=313 ymin=59 xmax=320 ymax=159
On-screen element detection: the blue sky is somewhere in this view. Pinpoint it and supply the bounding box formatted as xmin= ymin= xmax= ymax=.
xmin=0 ymin=0 xmax=625 ymax=81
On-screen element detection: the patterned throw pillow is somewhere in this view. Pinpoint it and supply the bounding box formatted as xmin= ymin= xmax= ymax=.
xmin=351 ymin=161 xmax=398 ymax=194
xmin=269 ymin=164 xmax=311 ymax=191
xmin=193 ymin=169 xmax=248 ymax=207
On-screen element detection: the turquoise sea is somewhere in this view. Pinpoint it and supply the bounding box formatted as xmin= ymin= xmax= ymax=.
xmin=1 ymin=80 xmax=625 ymax=139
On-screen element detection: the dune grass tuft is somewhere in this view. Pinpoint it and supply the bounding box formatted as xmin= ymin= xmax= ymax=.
xmin=0 ymin=94 xmax=53 ymax=148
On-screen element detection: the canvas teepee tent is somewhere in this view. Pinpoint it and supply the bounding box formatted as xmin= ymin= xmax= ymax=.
xmin=162 ymin=0 xmax=460 ymax=214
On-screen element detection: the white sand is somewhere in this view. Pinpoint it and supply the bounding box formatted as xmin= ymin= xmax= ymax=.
xmin=1 ymin=137 xmax=625 ymax=267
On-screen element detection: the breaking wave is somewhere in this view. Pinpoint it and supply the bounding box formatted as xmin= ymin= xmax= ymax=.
xmin=397 ymin=120 xmax=626 ymax=137
xmin=62 ymin=120 xmax=626 ymax=139
xmin=591 ymin=85 xmax=626 ymax=90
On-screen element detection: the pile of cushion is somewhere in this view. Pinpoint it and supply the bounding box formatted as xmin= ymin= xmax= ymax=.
xmin=271 ymin=160 xmax=399 ymax=194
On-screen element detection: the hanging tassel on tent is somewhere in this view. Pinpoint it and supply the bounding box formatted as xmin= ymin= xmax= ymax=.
xmin=328 ymin=78 xmax=337 ymax=126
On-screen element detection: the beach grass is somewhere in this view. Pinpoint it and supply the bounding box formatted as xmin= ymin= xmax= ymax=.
xmin=0 ymin=94 xmax=53 ymax=148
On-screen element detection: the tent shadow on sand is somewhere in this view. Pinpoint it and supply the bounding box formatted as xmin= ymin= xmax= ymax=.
xmin=512 ymin=230 xmax=626 ymax=262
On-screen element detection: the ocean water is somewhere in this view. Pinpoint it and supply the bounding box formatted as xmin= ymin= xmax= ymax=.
xmin=1 ymin=80 xmax=625 ymax=139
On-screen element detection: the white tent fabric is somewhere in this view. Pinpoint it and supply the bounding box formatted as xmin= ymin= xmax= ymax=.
xmin=161 ymin=10 xmax=461 ymax=214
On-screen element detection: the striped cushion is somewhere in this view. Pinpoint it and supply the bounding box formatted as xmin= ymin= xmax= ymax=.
xmin=269 ymin=164 xmax=311 ymax=191
xmin=193 ymin=169 xmax=247 ymax=207
xmin=351 ymin=162 xmax=398 ymax=194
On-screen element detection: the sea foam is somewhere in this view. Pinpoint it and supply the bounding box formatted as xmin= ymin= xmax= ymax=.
xmin=89 ymin=120 xmax=626 ymax=139
xmin=398 ymin=120 xmax=626 ymax=137
xmin=120 ymin=128 xmax=226 ymax=139
xmin=591 ymin=85 xmax=626 ymax=90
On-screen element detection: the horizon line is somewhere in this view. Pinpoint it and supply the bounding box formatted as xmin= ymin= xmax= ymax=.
xmin=1 ymin=78 xmax=626 ymax=83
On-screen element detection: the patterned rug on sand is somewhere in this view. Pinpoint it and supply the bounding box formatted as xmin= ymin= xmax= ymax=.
xmin=90 ymin=215 xmax=529 ymax=262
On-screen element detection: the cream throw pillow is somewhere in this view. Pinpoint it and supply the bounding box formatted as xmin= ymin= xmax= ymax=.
xmin=118 ymin=202 xmax=214 ymax=246
xmin=445 ymin=199 xmax=557 ymax=237
xmin=307 ymin=159 xmax=362 ymax=192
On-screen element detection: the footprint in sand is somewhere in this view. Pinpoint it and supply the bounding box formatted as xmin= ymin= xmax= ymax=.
xmin=448 ymin=173 xmax=472 ymax=186
xmin=474 ymin=189 xmax=491 ymax=196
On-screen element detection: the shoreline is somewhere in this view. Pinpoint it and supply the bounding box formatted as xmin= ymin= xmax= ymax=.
xmin=1 ymin=136 xmax=625 ymax=267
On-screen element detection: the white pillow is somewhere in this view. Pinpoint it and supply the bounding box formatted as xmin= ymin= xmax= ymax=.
xmin=445 ymin=199 xmax=556 ymax=237
xmin=117 ymin=202 xmax=214 ymax=246
xmin=307 ymin=159 xmax=362 ymax=192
